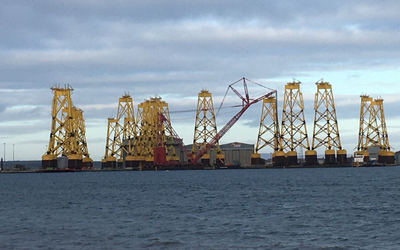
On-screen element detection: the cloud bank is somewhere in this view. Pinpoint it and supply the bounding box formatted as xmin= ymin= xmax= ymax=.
xmin=1 ymin=0 xmax=400 ymax=160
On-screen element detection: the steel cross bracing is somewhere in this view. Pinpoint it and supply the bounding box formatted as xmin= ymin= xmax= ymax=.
xmin=134 ymin=102 xmax=145 ymax=158
xmin=44 ymin=84 xmax=75 ymax=157
xmin=137 ymin=99 xmax=158 ymax=159
xmin=311 ymin=80 xmax=342 ymax=150
xmin=366 ymin=100 xmax=383 ymax=148
xmin=73 ymin=107 xmax=92 ymax=160
xmin=136 ymin=96 xmax=177 ymax=161
xmin=160 ymin=105 xmax=177 ymax=160
xmin=192 ymin=89 xmax=222 ymax=155
xmin=279 ymin=80 xmax=310 ymax=152
xmin=255 ymin=95 xmax=280 ymax=153
xmin=357 ymin=97 xmax=391 ymax=151
xmin=103 ymin=94 xmax=135 ymax=161
xmin=158 ymin=78 xmax=276 ymax=164
xmin=43 ymin=84 xmax=92 ymax=163
xmin=356 ymin=95 xmax=373 ymax=152
xmin=159 ymin=112 xmax=193 ymax=163
xmin=124 ymin=116 xmax=136 ymax=156
xmin=365 ymin=101 xmax=380 ymax=150
xmin=104 ymin=118 xmax=120 ymax=158
xmin=193 ymin=78 xmax=277 ymax=164
xmin=374 ymin=99 xmax=391 ymax=151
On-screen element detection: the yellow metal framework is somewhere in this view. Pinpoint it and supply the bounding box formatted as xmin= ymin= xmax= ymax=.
xmin=311 ymin=80 xmax=342 ymax=151
xmin=136 ymin=96 xmax=176 ymax=162
xmin=133 ymin=102 xmax=146 ymax=161
xmin=373 ymin=99 xmax=391 ymax=152
xmin=124 ymin=113 xmax=137 ymax=157
xmin=280 ymin=80 xmax=310 ymax=152
xmin=355 ymin=95 xmax=394 ymax=164
xmin=44 ymin=84 xmax=75 ymax=158
xmin=357 ymin=96 xmax=391 ymax=152
xmin=191 ymin=89 xmax=223 ymax=161
xmin=43 ymin=84 xmax=92 ymax=168
xmin=73 ymin=107 xmax=92 ymax=163
xmin=162 ymin=106 xmax=178 ymax=161
xmin=103 ymin=94 xmax=136 ymax=165
xmin=255 ymin=96 xmax=280 ymax=153
xmin=356 ymin=95 xmax=374 ymax=153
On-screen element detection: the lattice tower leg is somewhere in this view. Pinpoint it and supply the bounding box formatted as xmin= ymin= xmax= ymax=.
xmin=311 ymin=81 xmax=345 ymax=165
xmin=42 ymin=85 xmax=75 ymax=170
xmin=252 ymin=96 xmax=279 ymax=166
xmin=279 ymin=80 xmax=310 ymax=166
xmin=192 ymin=90 xmax=223 ymax=165
xmin=372 ymin=99 xmax=394 ymax=164
xmin=355 ymin=95 xmax=373 ymax=163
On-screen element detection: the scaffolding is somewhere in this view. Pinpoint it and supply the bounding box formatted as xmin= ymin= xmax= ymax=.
xmin=191 ymin=89 xmax=224 ymax=165
xmin=311 ymin=80 xmax=346 ymax=164
xmin=252 ymin=95 xmax=280 ymax=165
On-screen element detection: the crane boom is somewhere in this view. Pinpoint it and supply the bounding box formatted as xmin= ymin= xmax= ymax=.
xmin=159 ymin=77 xmax=277 ymax=165
xmin=192 ymin=89 xmax=276 ymax=163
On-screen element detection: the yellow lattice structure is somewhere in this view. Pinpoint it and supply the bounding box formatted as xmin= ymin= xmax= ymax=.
xmin=311 ymin=80 xmax=346 ymax=164
xmin=192 ymin=89 xmax=224 ymax=165
xmin=73 ymin=107 xmax=93 ymax=168
xmin=102 ymin=94 xmax=136 ymax=169
xmin=126 ymin=101 xmax=146 ymax=169
xmin=42 ymin=84 xmax=92 ymax=169
xmin=251 ymin=95 xmax=280 ymax=165
xmin=355 ymin=95 xmax=394 ymax=164
xmin=123 ymin=107 xmax=138 ymax=168
xmin=134 ymin=96 xmax=177 ymax=167
xmin=279 ymin=80 xmax=313 ymax=165
xmin=355 ymin=95 xmax=373 ymax=163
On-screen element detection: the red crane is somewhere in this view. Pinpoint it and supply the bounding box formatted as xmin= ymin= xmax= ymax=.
xmin=159 ymin=77 xmax=277 ymax=165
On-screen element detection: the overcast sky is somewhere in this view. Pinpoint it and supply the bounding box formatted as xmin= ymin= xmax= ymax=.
xmin=1 ymin=0 xmax=400 ymax=161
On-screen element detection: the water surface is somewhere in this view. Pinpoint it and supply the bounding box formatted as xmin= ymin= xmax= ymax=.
xmin=1 ymin=167 xmax=399 ymax=249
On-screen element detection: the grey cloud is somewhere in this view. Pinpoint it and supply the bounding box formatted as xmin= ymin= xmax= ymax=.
xmin=2 ymin=1 xmax=400 ymax=159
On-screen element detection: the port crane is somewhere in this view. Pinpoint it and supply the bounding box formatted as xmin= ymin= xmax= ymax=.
xmin=158 ymin=77 xmax=277 ymax=165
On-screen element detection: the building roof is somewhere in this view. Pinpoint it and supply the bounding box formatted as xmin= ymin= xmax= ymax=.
xmin=220 ymin=142 xmax=254 ymax=150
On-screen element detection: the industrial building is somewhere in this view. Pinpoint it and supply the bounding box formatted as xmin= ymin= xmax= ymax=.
xmin=220 ymin=142 xmax=254 ymax=166
xmin=395 ymin=151 xmax=400 ymax=164
xmin=181 ymin=142 xmax=255 ymax=167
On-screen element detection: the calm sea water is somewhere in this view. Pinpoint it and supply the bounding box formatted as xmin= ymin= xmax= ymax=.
xmin=1 ymin=167 xmax=400 ymax=249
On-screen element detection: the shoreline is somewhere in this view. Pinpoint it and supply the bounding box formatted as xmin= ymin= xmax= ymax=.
xmin=1 ymin=164 xmax=397 ymax=174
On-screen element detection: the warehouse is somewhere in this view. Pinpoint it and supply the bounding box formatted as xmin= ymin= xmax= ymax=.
xmin=179 ymin=141 xmax=254 ymax=166
xmin=219 ymin=142 xmax=254 ymax=167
